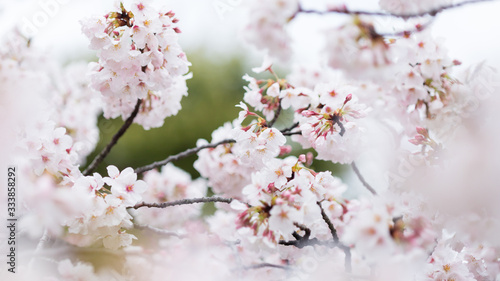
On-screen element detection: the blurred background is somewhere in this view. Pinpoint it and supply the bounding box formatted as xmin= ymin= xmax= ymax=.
xmin=1 ymin=0 xmax=499 ymax=182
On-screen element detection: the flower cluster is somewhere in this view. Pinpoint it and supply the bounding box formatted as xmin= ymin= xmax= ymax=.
xmin=23 ymin=121 xmax=82 ymax=181
xmin=194 ymin=122 xmax=254 ymax=198
xmin=5 ymin=0 xmax=500 ymax=280
xmin=324 ymin=17 xmax=392 ymax=80
xmin=81 ymin=1 xmax=191 ymax=129
xmin=292 ymin=84 xmax=370 ymax=164
xmin=50 ymin=62 xmax=102 ymax=158
xmin=133 ymin=163 xmax=207 ymax=229
xmin=231 ymin=110 xmax=287 ymax=168
xmin=242 ymin=0 xmax=299 ymax=61
xmin=234 ymin=156 xmax=346 ymax=245
xmin=65 ymin=166 xmax=147 ymax=249
xmin=242 ymin=74 xmax=283 ymax=121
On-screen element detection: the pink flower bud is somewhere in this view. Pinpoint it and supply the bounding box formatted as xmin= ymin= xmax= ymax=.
xmin=415 ymin=135 xmax=425 ymax=141
xmin=302 ymin=110 xmax=319 ymax=117
xmin=306 ymin=152 xmax=314 ymax=167
xmin=344 ymin=94 xmax=352 ymax=104
xmin=267 ymin=182 xmax=276 ymax=192
xmin=409 ymin=135 xmax=426 ymax=145
xmin=416 ymin=127 xmax=429 ymax=137
xmin=298 ymin=154 xmax=306 ymax=163
xmin=279 ymin=145 xmax=292 ymax=156
xmin=409 ymin=139 xmax=420 ymax=145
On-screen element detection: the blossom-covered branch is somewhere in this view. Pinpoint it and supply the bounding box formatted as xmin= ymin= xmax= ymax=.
xmin=8 ymin=0 xmax=500 ymax=279
xmin=297 ymin=0 xmax=496 ymax=19
xmin=377 ymin=18 xmax=435 ymax=37
xmin=83 ymin=99 xmax=142 ymax=176
xmin=134 ymin=139 xmax=236 ymax=174
xmin=132 ymin=196 xmax=233 ymax=210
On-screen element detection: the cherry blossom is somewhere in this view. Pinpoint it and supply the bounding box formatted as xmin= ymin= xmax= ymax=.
xmin=241 ymin=0 xmax=299 ymax=61
xmin=133 ymin=163 xmax=207 ymax=229
xmin=3 ymin=0 xmax=500 ymax=280
xmin=194 ymin=122 xmax=254 ymax=198
xmin=292 ymin=84 xmax=370 ymax=164
xmin=81 ymin=1 xmax=191 ymax=129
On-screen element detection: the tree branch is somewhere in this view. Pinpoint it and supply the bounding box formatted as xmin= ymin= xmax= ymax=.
xmin=317 ymin=202 xmax=339 ymax=242
xmin=317 ymin=201 xmax=352 ymax=273
xmin=279 ymin=223 xmax=333 ymax=248
xmin=332 ymin=115 xmax=346 ymax=137
xmin=83 ymin=99 xmax=142 ymax=176
xmin=282 ymin=131 xmax=302 ymax=136
xmin=378 ymin=18 xmax=435 ymax=37
xmin=281 ymin=122 xmax=299 ymax=133
xmin=132 ymin=196 xmax=233 ymax=210
xmin=134 ymin=139 xmax=236 ymax=174
xmin=297 ymin=0 xmax=496 ymax=19
xmin=351 ymin=162 xmax=377 ymax=195
xmin=279 ymin=236 xmax=333 ymax=248
xmin=134 ymin=223 xmax=186 ymax=238
xmin=28 ymin=228 xmax=50 ymax=271
xmin=243 ymin=263 xmax=289 ymax=271
xmin=267 ymin=99 xmax=282 ymax=128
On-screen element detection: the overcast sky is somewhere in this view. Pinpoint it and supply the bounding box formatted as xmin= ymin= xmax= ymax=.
xmin=1 ymin=0 xmax=499 ymax=68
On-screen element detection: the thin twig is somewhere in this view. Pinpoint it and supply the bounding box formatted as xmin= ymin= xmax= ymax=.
xmin=34 ymin=229 xmax=50 ymax=253
xmin=83 ymin=99 xmax=142 ymax=176
xmin=282 ymin=131 xmax=302 ymax=136
xmin=317 ymin=202 xmax=339 ymax=242
xmin=351 ymin=162 xmax=377 ymax=195
xmin=317 ymin=202 xmax=352 ymax=273
xmin=134 ymin=223 xmax=186 ymax=238
xmin=134 ymin=139 xmax=236 ymax=174
xmin=267 ymin=99 xmax=282 ymax=128
xmin=378 ymin=18 xmax=435 ymax=37
xmin=332 ymin=115 xmax=346 ymax=137
xmin=28 ymin=228 xmax=50 ymax=271
xmin=278 ymin=236 xmax=333 ymax=248
xmin=281 ymin=122 xmax=300 ymax=133
xmin=297 ymin=0 xmax=496 ymax=19
xmin=294 ymin=222 xmax=310 ymax=233
xmin=279 ymin=223 xmax=333 ymax=248
xmin=243 ymin=263 xmax=290 ymax=271
xmin=342 ymin=245 xmax=352 ymax=273
xmin=132 ymin=196 xmax=233 ymax=209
